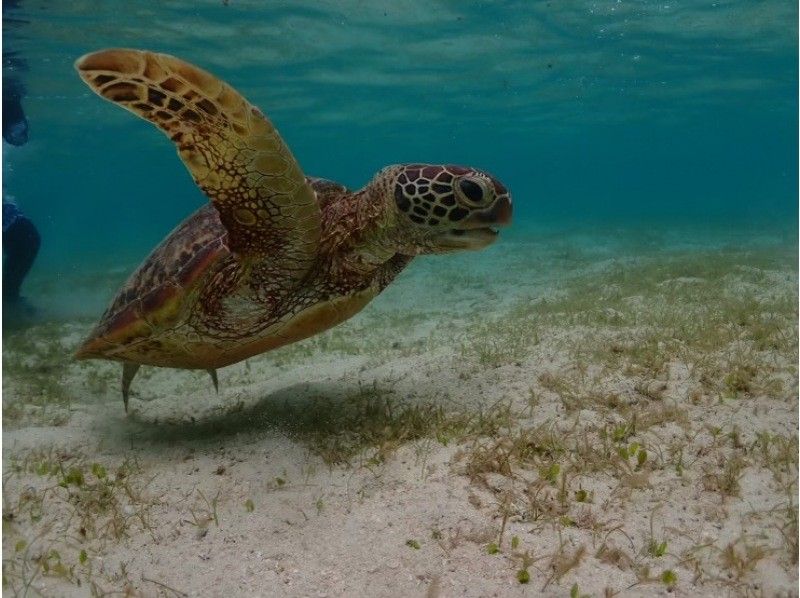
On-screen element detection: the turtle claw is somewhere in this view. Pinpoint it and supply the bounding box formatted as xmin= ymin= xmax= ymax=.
xmin=122 ymin=363 xmax=141 ymax=413
xmin=207 ymin=369 xmax=219 ymax=394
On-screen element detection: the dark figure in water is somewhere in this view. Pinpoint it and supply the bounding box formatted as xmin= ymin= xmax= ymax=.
xmin=1 ymin=90 xmax=39 ymax=313
xmin=3 ymin=1 xmax=39 ymax=316
xmin=3 ymin=198 xmax=39 ymax=310
xmin=3 ymin=74 xmax=28 ymax=146
xmin=3 ymin=0 xmax=29 ymax=146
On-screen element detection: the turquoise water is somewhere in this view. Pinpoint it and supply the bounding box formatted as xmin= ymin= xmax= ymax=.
xmin=2 ymin=0 xmax=798 ymax=315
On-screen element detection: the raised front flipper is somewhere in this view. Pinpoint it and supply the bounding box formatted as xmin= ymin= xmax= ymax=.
xmin=75 ymin=49 xmax=320 ymax=280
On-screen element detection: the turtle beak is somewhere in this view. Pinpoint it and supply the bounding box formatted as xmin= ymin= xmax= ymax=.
xmin=433 ymin=194 xmax=513 ymax=251
xmin=460 ymin=194 xmax=513 ymax=230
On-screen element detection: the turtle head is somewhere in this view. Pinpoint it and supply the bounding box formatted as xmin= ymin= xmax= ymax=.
xmin=387 ymin=164 xmax=512 ymax=254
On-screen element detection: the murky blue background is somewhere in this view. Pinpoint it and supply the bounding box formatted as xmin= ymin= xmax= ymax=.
xmin=3 ymin=1 xmax=798 ymax=293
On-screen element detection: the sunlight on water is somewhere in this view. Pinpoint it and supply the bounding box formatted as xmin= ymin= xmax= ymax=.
xmin=3 ymin=1 xmax=797 ymax=284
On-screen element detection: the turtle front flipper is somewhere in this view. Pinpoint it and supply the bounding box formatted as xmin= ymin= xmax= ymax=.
xmin=75 ymin=49 xmax=320 ymax=280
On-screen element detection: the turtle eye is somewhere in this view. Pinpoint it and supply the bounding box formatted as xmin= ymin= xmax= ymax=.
xmin=455 ymin=177 xmax=492 ymax=208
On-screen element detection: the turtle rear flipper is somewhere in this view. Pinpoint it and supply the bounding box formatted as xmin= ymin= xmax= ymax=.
xmin=207 ymin=368 xmax=219 ymax=394
xmin=75 ymin=49 xmax=320 ymax=281
xmin=122 ymin=362 xmax=140 ymax=413
xmin=120 ymin=364 xmax=220 ymax=412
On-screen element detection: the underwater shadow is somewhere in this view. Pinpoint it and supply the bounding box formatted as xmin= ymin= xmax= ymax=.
xmin=123 ymin=381 xmax=367 ymax=441
xmin=119 ymin=379 xmax=426 ymax=462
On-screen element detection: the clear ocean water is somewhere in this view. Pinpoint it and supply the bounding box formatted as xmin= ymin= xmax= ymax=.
xmin=3 ymin=5 xmax=799 ymax=594
xmin=2 ymin=0 xmax=798 ymax=318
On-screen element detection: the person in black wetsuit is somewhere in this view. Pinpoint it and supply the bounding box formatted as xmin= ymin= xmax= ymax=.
xmin=3 ymin=196 xmax=39 ymax=307
xmin=3 ymin=0 xmax=40 ymax=315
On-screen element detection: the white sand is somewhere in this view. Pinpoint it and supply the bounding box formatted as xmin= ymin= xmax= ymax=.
xmin=3 ymin=232 xmax=797 ymax=597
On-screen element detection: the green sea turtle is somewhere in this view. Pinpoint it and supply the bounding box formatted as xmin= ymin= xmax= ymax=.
xmin=73 ymin=49 xmax=513 ymax=411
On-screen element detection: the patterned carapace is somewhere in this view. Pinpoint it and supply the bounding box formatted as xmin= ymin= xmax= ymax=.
xmin=72 ymin=49 xmax=512 ymax=410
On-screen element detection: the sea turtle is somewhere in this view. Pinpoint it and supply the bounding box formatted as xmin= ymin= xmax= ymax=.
xmin=73 ymin=49 xmax=513 ymax=411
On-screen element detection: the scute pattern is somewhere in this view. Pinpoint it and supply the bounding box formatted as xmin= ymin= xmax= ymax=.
xmin=74 ymin=172 xmax=407 ymax=369
xmin=394 ymin=164 xmax=475 ymax=225
xmin=76 ymin=205 xmax=232 ymax=361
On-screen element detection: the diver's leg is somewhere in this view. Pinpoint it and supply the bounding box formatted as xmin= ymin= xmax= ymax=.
xmin=3 ymin=89 xmax=29 ymax=146
xmin=3 ymin=216 xmax=40 ymax=301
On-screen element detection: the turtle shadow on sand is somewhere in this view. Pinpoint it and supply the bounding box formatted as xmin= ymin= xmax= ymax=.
xmin=104 ymin=380 xmax=437 ymax=464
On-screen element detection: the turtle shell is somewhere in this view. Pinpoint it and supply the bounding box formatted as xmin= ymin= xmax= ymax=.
xmin=75 ymin=204 xmax=229 ymax=361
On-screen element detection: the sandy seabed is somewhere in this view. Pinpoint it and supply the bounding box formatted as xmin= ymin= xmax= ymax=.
xmin=2 ymin=229 xmax=798 ymax=597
